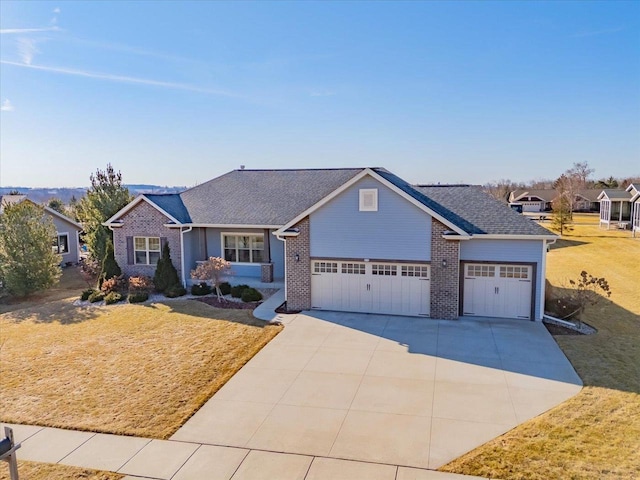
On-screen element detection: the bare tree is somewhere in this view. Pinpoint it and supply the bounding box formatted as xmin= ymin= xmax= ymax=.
xmin=483 ymin=179 xmax=523 ymax=203
xmin=566 ymin=162 xmax=595 ymax=189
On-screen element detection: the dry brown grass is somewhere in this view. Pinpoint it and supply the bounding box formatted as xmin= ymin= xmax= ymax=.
xmin=0 ymin=461 xmax=122 ymax=480
xmin=0 ymin=298 xmax=281 ymax=439
xmin=441 ymin=223 xmax=640 ymax=480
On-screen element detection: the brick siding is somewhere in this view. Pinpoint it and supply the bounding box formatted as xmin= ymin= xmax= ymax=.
xmin=285 ymin=217 xmax=311 ymax=311
xmin=430 ymin=219 xmax=460 ymax=320
xmin=112 ymin=201 xmax=183 ymax=282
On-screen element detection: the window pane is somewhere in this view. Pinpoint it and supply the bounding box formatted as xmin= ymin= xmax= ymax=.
xmin=59 ymin=235 xmax=69 ymax=254
xmin=252 ymin=249 xmax=263 ymax=262
xmin=238 ymin=249 xmax=251 ymax=262
xmin=224 ymin=236 xmax=235 ymax=248
xmin=252 ymin=236 xmax=264 ymax=249
xmin=149 ymin=251 xmax=161 ymax=265
xmin=134 ymin=238 xmax=146 ymax=250
xmin=224 ymin=249 xmax=236 ymax=262
xmin=148 ymin=238 xmax=161 ymax=251
xmin=239 ymin=236 xmax=251 ymax=248
xmin=135 ymin=251 xmax=147 ymax=264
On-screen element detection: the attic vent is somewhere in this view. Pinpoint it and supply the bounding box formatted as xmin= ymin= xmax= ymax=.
xmin=359 ymin=188 xmax=378 ymax=212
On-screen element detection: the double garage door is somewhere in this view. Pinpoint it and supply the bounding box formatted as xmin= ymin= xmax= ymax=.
xmin=311 ymin=260 xmax=430 ymax=317
xmin=462 ymin=263 xmax=533 ymax=320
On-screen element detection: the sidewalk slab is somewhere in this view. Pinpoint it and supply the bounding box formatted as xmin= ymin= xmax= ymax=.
xmin=172 ymin=445 xmax=249 ymax=480
xmin=61 ymin=432 xmax=151 ymax=472
xmin=0 ymin=423 xmax=44 ymax=443
xmin=17 ymin=427 xmax=95 ymax=463
xmin=230 ymin=450 xmax=312 ymax=480
xmin=397 ymin=467 xmax=493 ymax=479
xmin=118 ymin=439 xmax=199 ymax=480
xmin=306 ymin=457 xmax=396 ymax=480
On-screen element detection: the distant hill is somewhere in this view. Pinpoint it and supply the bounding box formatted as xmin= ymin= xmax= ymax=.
xmin=0 ymin=185 xmax=186 ymax=205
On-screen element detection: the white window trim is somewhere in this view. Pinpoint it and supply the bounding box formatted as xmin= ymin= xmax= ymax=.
xmin=53 ymin=232 xmax=70 ymax=255
xmin=359 ymin=188 xmax=378 ymax=212
xmin=220 ymin=232 xmax=265 ymax=265
xmin=134 ymin=236 xmax=161 ymax=265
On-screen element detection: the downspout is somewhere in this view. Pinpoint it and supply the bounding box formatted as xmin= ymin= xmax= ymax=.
xmin=274 ymin=233 xmax=287 ymax=304
xmin=539 ymin=238 xmax=557 ymax=321
xmin=180 ymin=226 xmax=193 ymax=287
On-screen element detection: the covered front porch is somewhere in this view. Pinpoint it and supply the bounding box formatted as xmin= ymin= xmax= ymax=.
xmin=599 ymin=199 xmax=631 ymax=229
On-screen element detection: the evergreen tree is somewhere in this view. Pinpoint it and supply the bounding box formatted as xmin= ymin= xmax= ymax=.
xmin=76 ymin=164 xmax=132 ymax=268
xmin=153 ymin=242 xmax=180 ymax=292
xmin=100 ymin=239 xmax=121 ymax=286
xmin=0 ymin=201 xmax=61 ymax=296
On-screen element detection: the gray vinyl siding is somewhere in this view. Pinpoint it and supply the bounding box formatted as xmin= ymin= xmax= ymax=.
xmin=460 ymin=239 xmax=545 ymax=319
xmin=310 ymin=177 xmax=432 ymax=261
xmin=50 ymin=215 xmax=80 ymax=264
xmin=183 ymin=227 xmax=284 ymax=280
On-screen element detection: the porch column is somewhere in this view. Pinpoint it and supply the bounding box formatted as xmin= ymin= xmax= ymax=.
xmin=261 ymin=228 xmax=273 ymax=283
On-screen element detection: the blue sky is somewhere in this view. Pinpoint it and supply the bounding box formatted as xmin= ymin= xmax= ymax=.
xmin=1 ymin=1 xmax=638 ymax=188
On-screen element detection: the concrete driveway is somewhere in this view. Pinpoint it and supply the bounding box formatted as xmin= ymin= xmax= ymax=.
xmin=173 ymin=311 xmax=582 ymax=470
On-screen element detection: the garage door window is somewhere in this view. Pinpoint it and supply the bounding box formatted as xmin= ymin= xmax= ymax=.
xmin=467 ymin=265 xmax=495 ymax=277
xmin=372 ymin=264 xmax=397 ymax=276
xmin=401 ymin=265 xmax=429 ymax=277
xmin=342 ymin=263 xmax=366 ymax=274
xmin=500 ymin=266 xmax=529 ymax=279
xmin=314 ymin=261 xmax=338 ymax=273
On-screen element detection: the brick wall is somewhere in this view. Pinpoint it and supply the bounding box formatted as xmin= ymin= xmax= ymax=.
xmin=112 ymin=201 xmax=183 ymax=281
xmin=430 ymin=219 xmax=460 ymax=320
xmin=285 ymin=217 xmax=311 ymax=311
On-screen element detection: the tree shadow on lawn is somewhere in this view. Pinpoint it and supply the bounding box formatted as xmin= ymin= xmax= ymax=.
xmin=0 ymin=298 xmax=101 ymax=325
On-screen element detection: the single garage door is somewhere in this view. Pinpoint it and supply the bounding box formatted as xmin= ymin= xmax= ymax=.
xmin=462 ymin=263 xmax=533 ymax=320
xmin=311 ymin=260 xmax=430 ymax=317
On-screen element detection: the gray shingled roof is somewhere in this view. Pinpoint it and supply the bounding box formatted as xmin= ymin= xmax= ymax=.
xmin=179 ymin=169 xmax=364 ymax=225
xmin=600 ymin=189 xmax=632 ymax=201
xmin=510 ymin=189 xmax=556 ymax=202
xmin=138 ymin=168 xmax=554 ymax=236
xmin=144 ymin=194 xmax=192 ymax=223
xmin=413 ymin=185 xmax=555 ymax=235
xmin=0 ymin=194 xmax=27 ymax=214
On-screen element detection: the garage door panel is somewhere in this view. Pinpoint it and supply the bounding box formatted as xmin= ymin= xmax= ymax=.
xmin=311 ymin=260 xmax=430 ymax=317
xmin=463 ymin=263 xmax=532 ymax=320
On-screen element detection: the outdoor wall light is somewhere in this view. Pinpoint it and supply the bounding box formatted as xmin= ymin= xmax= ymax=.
xmin=295 ymin=254 xmax=300 ymax=262
xmin=442 ymin=259 xmax=447 ymax=268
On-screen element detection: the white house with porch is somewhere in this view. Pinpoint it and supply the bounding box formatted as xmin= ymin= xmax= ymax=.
xmin=598 ymin=188 xmax=633 ymax=230
xmin=626 ymin=184 xmax=640 ymax=236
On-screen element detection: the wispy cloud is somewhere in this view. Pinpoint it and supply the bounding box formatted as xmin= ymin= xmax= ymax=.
xmin=571 ymin=27 xmax=624 ymax=38
xmin=1 ymin=99 xmax=14 ymax=111
xmin=53 ymin=7 xmax=61 ymax=14
xmin=0 ymin=60 xmax=240 ymax=98
xmin=17 ymin=37 xmax=40 ymax=65
xmin=0 ymin=27 xmax=60 ymax=34
xmin=50 ymin=7 xmax=61 ymax=26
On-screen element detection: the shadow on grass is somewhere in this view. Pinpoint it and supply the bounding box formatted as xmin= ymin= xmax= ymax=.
xmin=549 ymin=238 xmax=588 ymax=249
xmin=0 ymin=299 xmax=102 ymax=325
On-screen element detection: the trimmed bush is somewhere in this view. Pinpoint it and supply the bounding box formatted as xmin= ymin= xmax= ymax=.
xmin=101 ymin=275 xmax=125 ymax=294
xmin=191 ymin=282 xmax=212 ymax=296
xmin=88 ymin=291 xmax=105 ymax=303
xmin=100 ymin=239 xmax=121 ymax=287
xmin=241 ymin=287 xmax=263 ymax=303
xmin=81 ymin=288 xmax=96 ymax=301
xmin=104 ymin=291 xmax=123 ymax=305
xmin=153 ymin=243 xmax=180 ymax=293
xmin=128 ymin=292 xmax=149 ymax=303
xmin=230 ymin=284 xmax=250 ymax=298
xmin=218 ymin=282 xmax=231 ymax=295
xmin=166 ymin=285 xmax=187 ymax=298
xmin=129 ymin=275 xmax=153 ymax=294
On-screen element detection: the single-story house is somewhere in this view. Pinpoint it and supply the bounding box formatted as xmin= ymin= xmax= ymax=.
xmin=0 ymin=195 xmax=82 ymax=265
xmin=597 ymin=188 xmax=634 ymax=230
xmin=509 ymin=189 xmax=601 ymax=213
xmin=105 ymin=168 xmax=557 ymax=321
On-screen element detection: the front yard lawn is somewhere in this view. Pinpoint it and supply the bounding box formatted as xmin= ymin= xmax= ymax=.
xmin=441 ymin=222 xmax=640 ymax=480
xmin=0 ymin=461 xmax=122 ymax=480
xmin=0 ymin=298 xmax=282 ymax=439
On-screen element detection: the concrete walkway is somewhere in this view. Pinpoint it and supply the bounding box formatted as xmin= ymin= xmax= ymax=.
xmin=2 ymin=312 xmax=581 ymax=479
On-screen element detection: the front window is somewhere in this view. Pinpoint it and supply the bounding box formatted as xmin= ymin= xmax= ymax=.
xmin=52 ymin=233 xmax=69 ymax=255
xmin=134 ymin=237 xmax=161 ymax=265
xmin=223 ymin=234 xmax=264 ymax=263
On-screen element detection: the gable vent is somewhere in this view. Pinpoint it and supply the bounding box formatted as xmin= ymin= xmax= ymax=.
xmin=359 ymin=188 xmax=378 ymax=212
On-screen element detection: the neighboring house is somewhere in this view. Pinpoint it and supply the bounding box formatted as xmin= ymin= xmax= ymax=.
xmin=626 ymin=184 xmax=640 ymax=236
xmin=0 ymin=195 xmax=82 ymax=265
xmin=106 ymin=168 xmax=557 ymax=322
xmin=597 ymin=188 xmax=633 ymax=230
xmin=509 ymin=189 xmax=601 ymax=213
